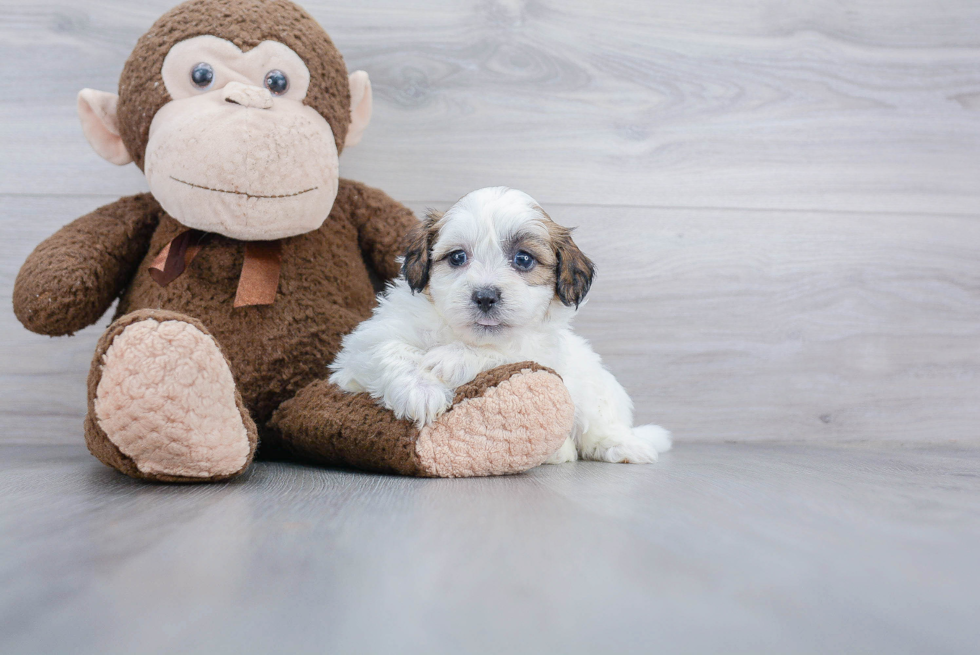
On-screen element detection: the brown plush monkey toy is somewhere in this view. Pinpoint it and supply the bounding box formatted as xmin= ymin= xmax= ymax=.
xmin=13 ymin=0 xmax=574 ymax=482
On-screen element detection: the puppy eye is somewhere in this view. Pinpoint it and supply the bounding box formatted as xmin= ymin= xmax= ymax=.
xmin=191 ymin=62 xmax=214 ymax=89
xmin=264 ymin=70 xmax=289 ymax=95
xmin=512 ymin=250 xmax=536 ymax=271
xmin=448 ymin=250 xmax=468 ymax=267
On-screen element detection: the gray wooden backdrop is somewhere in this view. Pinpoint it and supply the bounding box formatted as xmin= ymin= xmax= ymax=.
xmin=1 ymin=0 xmax=978 ymax=445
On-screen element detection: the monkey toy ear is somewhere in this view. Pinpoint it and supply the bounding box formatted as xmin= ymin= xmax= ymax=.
xmin=345 ymin=71 xmax=372 ymax=148
xmin=77 ymin=89 xmax=133 ymax=166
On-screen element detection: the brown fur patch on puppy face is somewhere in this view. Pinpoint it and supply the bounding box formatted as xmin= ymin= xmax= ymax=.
xmin=401 ymin=210 xmax=443 ymax=293
xmin=537 ymin=207 xmax=595 ymax=308
xmin=117 ymin=0 xmax=351 ymax=169
xmin=505 ymin=231 xmax=557 ymax=287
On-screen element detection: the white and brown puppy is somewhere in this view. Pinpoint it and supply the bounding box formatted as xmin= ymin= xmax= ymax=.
xmin=329 ymin=187 xmax=671 ymax=463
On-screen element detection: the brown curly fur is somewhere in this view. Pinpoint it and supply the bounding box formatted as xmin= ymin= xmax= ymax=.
xmin=13 ymin=194 xmax=164 ymax=336
xmin=117 ymin=180 xmax=413 ymax=426
xmin=15 ymin=179 xmax=417 ymax=430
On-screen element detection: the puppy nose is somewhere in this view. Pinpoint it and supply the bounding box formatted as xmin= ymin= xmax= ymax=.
xmin=222 ymin=81 xmax=273 ymax=109
xmin=472 ymin=287 xmax=501 ymax=313
xmin=473 ymin=288 xmax=500 ymax=313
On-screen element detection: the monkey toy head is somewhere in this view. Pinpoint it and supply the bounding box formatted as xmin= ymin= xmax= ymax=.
xmin=77 ymin=0 xmax=372 ymax=241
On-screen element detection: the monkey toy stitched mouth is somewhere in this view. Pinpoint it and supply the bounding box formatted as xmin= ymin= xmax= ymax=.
xmin=169 ymin=176 xmax=319 ymax=200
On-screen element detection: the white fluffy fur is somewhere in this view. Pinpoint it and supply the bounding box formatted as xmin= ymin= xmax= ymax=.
xmin=329 ymin=187 xmax=671 ymax=464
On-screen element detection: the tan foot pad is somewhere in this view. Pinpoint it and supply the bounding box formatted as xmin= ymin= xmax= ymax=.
xmin=94 ymin=318 xmax=250 ymax=478
xmin=415 ymin=367 xmax=575 ymax=478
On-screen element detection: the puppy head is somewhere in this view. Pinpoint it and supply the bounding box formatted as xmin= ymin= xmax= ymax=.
xmin=401 ymin=187 xmax=595 ymax=342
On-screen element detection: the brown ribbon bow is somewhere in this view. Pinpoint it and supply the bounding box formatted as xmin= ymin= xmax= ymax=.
xmin=148 ymin=229 xmax=282 ymax=307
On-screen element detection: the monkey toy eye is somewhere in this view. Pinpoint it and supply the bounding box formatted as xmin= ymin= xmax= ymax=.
xmin=190 ymin=62 xmax=214 ymax=88
xmin=512 ymin=250 xmax=536 ymax=271
xmin=264 ymin=70 xmax=289 ymax=95
xmin=448 ymin=250 xmax=468 ymax=267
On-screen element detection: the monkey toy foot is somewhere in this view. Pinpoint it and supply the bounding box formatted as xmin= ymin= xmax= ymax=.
xmin=85 ymin=310 xmax=257 ymax=482
xmin=414 ymin=363 xmax=575 ymax=477
xmin=269 ymin=362 xmax=575 ymax=478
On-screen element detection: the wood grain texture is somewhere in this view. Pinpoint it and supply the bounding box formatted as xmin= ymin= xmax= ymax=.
xmin=1 ymin=1 xmax=979 ymax=446
xmin=1 ymin=0 xmax=979 ymax=212
xmin=1 ymin=442 xmax=978 ymax=654
xmin=3 ymin=195 xmax=978 ymax=445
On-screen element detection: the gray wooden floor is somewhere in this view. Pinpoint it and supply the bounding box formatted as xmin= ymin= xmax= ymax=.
xmin=1 ymin=442 xmax=978 ymax=654
xmin=2 ymin=1 xmax=980 ymax=652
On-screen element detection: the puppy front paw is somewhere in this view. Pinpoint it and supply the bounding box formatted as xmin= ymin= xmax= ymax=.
xmin=588 ymin=424 xmax=672 ymax=464
xmin=389 ymin=378 xmax=454 ymax=428
xmin=421 ymin=343 xmax=504 ymax=388
xmin=543 ymin=436 xmax=578 ymax=464
xmin=327 ymin=369 xmax=366 ymax=393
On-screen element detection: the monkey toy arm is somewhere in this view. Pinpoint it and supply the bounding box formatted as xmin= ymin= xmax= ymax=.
xmin=13 ymin=193 xmax=162 ymax=336
xmin=338 ymin=179 xmax=420 ymax=282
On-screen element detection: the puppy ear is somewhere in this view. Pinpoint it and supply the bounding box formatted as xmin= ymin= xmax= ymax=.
xmin=552 ymin=225 xmax=595 ymax=308
xmin=401 ymin=210 xmax=442 ymax=293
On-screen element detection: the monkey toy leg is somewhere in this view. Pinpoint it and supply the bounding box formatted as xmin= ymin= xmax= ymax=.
xmin=85 ymin=309 xmax=573 ymax=480
xmin=267 ymin=363 xmax=575 ymax=478
xmin=85 ymin=309 xmax=258 ymax=482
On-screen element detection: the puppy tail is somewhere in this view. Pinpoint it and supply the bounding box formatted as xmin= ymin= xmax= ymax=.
xmin=632 ymin=424 xmax=672 ymax=453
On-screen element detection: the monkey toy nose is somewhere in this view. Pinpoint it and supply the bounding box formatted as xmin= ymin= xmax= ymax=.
xmin=222 ymin=81 xmax=273 ymax=109
xmin=472 ymin=287 xmax=501 ymax=313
